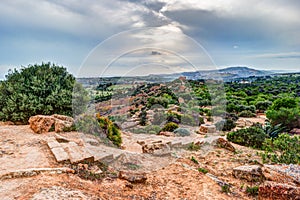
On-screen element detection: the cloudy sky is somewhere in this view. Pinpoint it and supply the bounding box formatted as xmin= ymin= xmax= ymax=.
xmin=0 ymin=0 xmax=300 ymax=78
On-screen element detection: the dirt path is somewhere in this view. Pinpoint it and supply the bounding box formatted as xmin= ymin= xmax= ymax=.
xmin=0 ymin=125 xmax=255 ymax=200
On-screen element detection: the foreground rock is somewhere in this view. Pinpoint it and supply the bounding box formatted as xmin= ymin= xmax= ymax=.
xmin=214 ymin=138 xmax=236 ymax=152
xmin=141 ymin=140 xmax=171 ymax=155
xmin=29 ymin=114 xmax=74 ymax=133
xmin=259 ymin=181 xmax=300 ymax=200
xmin=199 ymin=124 xmax=216 ymax=134
xmin=233 ymin=165 xmax=264 ymax=182
xmin=119 ymin=171 xmax=147 ymax=183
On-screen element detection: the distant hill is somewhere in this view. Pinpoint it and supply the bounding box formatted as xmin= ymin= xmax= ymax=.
xmin=173 ymin=66 xmax=272 ymax=81
xmin=77 ymin=66 xmax=276 ymax=85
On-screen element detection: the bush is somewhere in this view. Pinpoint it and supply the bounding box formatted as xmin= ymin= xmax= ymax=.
xmin=261 ymin=134 xmax=300 ymax=164
xmin=181 ymin=114 xmax=196 ymax=126
xmin=246 ymin=186 xmax=259 ymax=196
xmin=75 ymin=115 xmax=103 ymax=136
xmin=97 ymin=115 xmax=122 ymax=147
xmin=152 ymin=112 xmax=166 ymax=125
xmin=238 ymin=110 xmax=256 ymax=117
xmin=266 ymin=108 xmax=300 ymax=131
xmin=0 ymin=63 xmax=88 ymax=123
xmin=227 ymin=126 xmax=268 ymax=149
xmin=215 ymin=119 xmax=236 ymax=131
xmin=161 ymin=122 xmax=179 ymax=132
xmin=174 ymin=128 xmax=190 ymax=136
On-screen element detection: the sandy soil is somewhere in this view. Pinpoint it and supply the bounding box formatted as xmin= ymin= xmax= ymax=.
xmin=0 ymin=125 xmax=262 ymax=200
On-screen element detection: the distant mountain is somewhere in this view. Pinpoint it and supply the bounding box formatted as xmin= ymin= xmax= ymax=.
xmin=168 ymin=66 xmax=273 ymax=81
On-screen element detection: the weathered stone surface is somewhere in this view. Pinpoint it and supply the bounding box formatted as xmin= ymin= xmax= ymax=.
xmin=233 ymin=165 xmax=264 ymax=182
xmin=141 ymin=141 xmax=171 ymax=154
xmin=199 ymin=124 xmax=216 ymax=134
xmin=119 ymin=171 xmax=147 ymax=183
xmin=29 ymin=114 xmax=74 ymax=133
xmin=259 ymin=181 xmax=300 ymax=200
xmin=29 ymin=115 xmax=55 ymax=134
xmin=158 ymin=131 xmax=174 ymax=137
xmin=215 ymin=138 xmax=235 ymax=152
xmin=263 ymin=164 xmax=300 ymax=185
xmin=62 ymin=142 xmax=94 ymax=164
xmin=50 ymin=147 xmax=69 ymax=163
xmin=0 ymin=167 xmax=74 ymax=180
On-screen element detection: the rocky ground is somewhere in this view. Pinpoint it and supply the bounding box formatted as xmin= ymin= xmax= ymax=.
xmin=0 ymin=124 xmax=299 ymax=200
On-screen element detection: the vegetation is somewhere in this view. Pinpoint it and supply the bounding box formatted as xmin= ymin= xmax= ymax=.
xmin=191 ymin=156 xmax=199 ymax=164
xmin=0 ymin=63 xmax=87 ymax=123
xmin=245 ymin=186 xmax=259 ymax=196
xmin=161 ymin=122 xmax=179 ymax=132
xmin=97 ymin=115 xmax=122 ymax=147
xmin=261 ymin=134 xmax=300 ymax=164
xmin=227 ymin=126 xmax=268 ymax=149
xmin=198 ymin=167 xmax=208 ymax=174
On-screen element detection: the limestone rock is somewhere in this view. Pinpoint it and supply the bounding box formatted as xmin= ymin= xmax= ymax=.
xmin=215 ymin=138 xmax=235 ymax=152
xmin=157 ymin=131 xmax=174 ymax=137
xmin=259 ymin=181 xmax=300 ymax=200
xmin=29 ymin=115 xmax=55 ymax=134
xmin=199 ymin=124 xmax=216 ymax=134
xmin=141 ymin=141 xmax=171 ymax=155
xmin=52 ymin=114 xmax=74 ymax=133
xmin=119 ymin=171 xmax=147 ymax=183
xmin=29 ymin=114 xmax=74 ymax=133
xmin=233 ymin=165 xmax=264 ymax=182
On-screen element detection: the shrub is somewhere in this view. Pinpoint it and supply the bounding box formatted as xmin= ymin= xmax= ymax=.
xmin=97 ymin=115 xmax=122 ymax=147
xmin=215 ymin=119 xmax=236 ymax=131
xmin=75 ymin=115 xmax=102 ymax=135
xmin=174 ymin=128 xmax=190 ymax=137
xmin=181 ymin=114 xmax=196 ymax=126
xmin=191 ymin=156 xmax=199 ymax=164
xmin=161 ymin=122 xmax=179 ymax=132
xmin=199 ymin=117 xmax=205 ymax=125
xmin=198 ymin=167 xmax=208 ymax=174
xmin=152 ymin=112 xmax=166 ymax=125
xmin=227 ymin=126 xmax=268 ymax=149
xmin=246 ymin=186 xmax=259 ymax=196
xmin=266 ymin=108 xmax=300 ymax=131
xmin=270 ymin=97 xmax=297 ymax=110
xmin=0 ymin=63 xmax=88 ymax=123
xmin=187 ymin=142 xmax=201 ymax=151
xmin=238 ymin=110 xmax=256 ymax=117
xmin=166 ymin=111 xmax=181 ymax=124
xmin=139 ymin=108 xmax=147 ymax=126
xmin=261 ymin=134 xmax=300 ymax=164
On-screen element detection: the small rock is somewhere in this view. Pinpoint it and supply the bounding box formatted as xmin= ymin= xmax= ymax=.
xmin=259 ymin=181 xmax=300 ymax=200
xmin=119 ymin=171 xmax=147 ymax=184
xmin=215 ymin=138 xmax=235 ymax=152
xmin=158 ymin=131 xmax=174 ymax=137
xmin=199 ymin=124 xmax=216 ymax=134
xmin=29 ymin=115 xmax=55 ymax=134
xmin=233 ymin=165 xmax=265 ymax=182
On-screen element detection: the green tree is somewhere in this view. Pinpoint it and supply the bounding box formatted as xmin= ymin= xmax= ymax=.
xmin=0 ymin=63 xmax=87 ymax=123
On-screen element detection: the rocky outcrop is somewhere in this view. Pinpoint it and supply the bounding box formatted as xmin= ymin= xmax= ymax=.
xmin=29 ymin=114 xmax=74 ymax=133
xmin=119 ymin=171 xmax=147 ymax=183
xmin=214 ymin=138 xmax=235 ymax=152
xmin=52 ymin=114 xmax=74 ymax=132
xmin=199 ymin=124 xmax=216 ymax=134
xmin=233 ymin=165 xmax=265 ymax=182
xmin=29 ymin=115 xmax=56 ymax=134
xmin=141 ymin=141 xmax=171 ymax=155
xmin=157 ymin=131 xmax=174 ymax=137
xmin=259 ymin=181 xmax=300 ymax=200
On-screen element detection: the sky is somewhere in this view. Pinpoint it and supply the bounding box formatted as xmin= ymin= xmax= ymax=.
xmin=0 ymin=0 xmax=300 ymax=78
